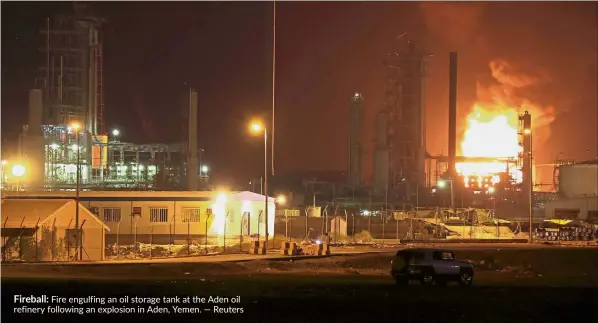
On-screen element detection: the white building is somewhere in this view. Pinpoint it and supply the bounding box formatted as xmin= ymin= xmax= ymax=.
xmin=4 ymin=191 xmax=276 ymax=245
xmin=1 ymin=199 xmax=109 ymax=261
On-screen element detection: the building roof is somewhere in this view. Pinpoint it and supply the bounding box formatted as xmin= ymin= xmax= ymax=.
xmin=3 ymin=190 xmax=275 ymax=203
xmin=1 ymin=199 xmax=110 ymax=231
xmin=1 ymin=199 xmax=68 ymax=227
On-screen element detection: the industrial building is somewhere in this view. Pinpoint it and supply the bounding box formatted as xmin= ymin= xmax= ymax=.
xmin=6 ymin=4 xmax=206 ymax=192
xmin=4 ymin=191 xmax=276 ymax=246
xmin=1 ymin=199 xmax=109 ymax=261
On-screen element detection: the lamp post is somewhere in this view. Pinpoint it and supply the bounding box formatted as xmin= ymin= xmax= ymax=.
xmin=277 ymin=195 xmax=287 ymax=240
xmin=250 ymin=121 xmax=269 ymax=249
xmin=524 ymin=128 xmax=533 ymax=243
xmin=10 ymin=163 xmax=27 ymax=191
xmin=438 ymin=179 xmax=454 ymax=210
xmin=71 ymin=122 xmax=82 ymax=260
xmin=201 ymin=165 xmax=209 ymax=180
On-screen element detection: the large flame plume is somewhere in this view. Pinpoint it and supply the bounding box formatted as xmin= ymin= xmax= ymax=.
xmin=456 ymin=60 xmax=556 ymax=183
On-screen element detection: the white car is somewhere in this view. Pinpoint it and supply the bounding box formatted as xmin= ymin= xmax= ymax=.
xmin=390 ymin=248 xmax=474 ymax=286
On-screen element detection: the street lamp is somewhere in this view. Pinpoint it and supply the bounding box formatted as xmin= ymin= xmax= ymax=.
xmin=250 ymin=121 xmax=269 ymax=249
xmin=112 ymin=129 xmax=120 ymax=137
xmin=276 ymin=194 xmax=286 ymax=205
xmin=437 ymin=179 xmax=454 ymax=210
xmin=201 ymin=165 xmax=209 ymax=178
xmin=524 ymin=127 xmax=533 ymax=243
xmin=10 ymin=163 xmax=26 ymax=191
xmin=70 ymin=121 xmax=82 ymax=260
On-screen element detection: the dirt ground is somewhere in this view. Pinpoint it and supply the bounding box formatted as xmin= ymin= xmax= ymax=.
xmin=3 ymin=247 xmax=598 ymax=322
xmin=3 ymin=247 xmax=598 ymax=286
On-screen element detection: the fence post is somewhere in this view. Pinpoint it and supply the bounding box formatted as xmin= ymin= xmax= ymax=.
xmin=35 ymin=217 xmax=40 ymax=262
xmin=305 ymin=207 xmax=309 ymax=239
xmin=117 ymin=221 xmax=121 ymax=258
xmin=2 ymin=217 xmax=7 ymax=262
xmin=224 ymin=210 xmax=228 ymax=253
xmin=257 ymin=211 xmax=261 ymax=241
xmin=204 ymin=214 xmax=209 ymax=254
xmin=382 ymin=210 xmax=386 ymax=246
xmin=396 ymin=211 xmax=399 ymax=244
xmin=134 ymin=222 xmax=138 ymax=254
xmin=67 ymin=218 xmax=72 ymax=261
xmin=352 ymin=213 xmax=355 ymax=242
xmin=150 ymin=225 xmax=153 ymax=259
xmin=52 ymin=218 xmax=57 ymax=261
xmin=240 ymin=213 xmax=243 ymax=253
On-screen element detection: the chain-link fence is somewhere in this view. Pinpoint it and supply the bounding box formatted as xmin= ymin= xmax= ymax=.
xmin=2 ymin=225 xmax=81 ymax=262
xmin=273 ymin=207 xmax=534 ymax=244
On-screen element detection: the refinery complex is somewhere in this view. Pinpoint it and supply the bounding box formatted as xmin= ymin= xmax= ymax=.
xmin=1 ymin=4 xmax=596 ymax=260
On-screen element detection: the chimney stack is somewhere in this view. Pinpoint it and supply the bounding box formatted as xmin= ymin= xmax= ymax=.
xmin=187 ymin=88 xmax=199 ymax=191
xmin=448 ymin=52 xmax=458 ymax=178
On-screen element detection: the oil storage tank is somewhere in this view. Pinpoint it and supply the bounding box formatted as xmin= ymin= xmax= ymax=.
xmin=559 ymin=162 xmax=598 ymax=198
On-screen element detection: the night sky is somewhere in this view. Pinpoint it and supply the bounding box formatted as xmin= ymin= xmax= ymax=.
xmin=2 ymin=2 xmax=597 ymax=186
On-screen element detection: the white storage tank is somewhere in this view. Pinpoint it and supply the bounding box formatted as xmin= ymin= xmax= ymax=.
xmin=559 ymin=162 xmax=598 ymax=198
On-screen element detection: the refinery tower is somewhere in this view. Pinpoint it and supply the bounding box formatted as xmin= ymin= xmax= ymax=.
xmin=15 ymin=4 xmax=201 ymax=191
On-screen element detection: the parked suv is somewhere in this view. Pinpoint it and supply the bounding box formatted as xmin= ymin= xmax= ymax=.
xmin=390 ymin=248 xmax=474 ymax=286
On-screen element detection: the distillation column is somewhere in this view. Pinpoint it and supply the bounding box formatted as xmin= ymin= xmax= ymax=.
xmin=349 ymin=92 xmax=364 ymax=187
xmin=187 ymin=88 xmax=199 ymax=191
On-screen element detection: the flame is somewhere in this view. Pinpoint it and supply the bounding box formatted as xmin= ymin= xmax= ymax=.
xmin=456 ymin=60 xmax=555 ymax=184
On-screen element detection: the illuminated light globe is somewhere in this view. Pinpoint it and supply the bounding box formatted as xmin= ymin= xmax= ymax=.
xmin=11 ymin=164 xmax=26 ymax=177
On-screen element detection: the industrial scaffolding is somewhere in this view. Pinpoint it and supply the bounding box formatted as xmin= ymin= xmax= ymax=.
xmin=381 ymin=37 xmax=432 ymax=200
xmin=10 ymin=4 xmax=203 ymax=191
xmin=36 ymin=4 xmax=105 ymax=135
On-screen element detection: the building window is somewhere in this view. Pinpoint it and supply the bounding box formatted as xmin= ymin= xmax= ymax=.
xmin=132 ymin=206 xmax=142 ymax=216
xmin=206 ymin=208 xmax=213 ymax=215
xmin=150 ymin=207 xmax=168 ymax=222
xmin=103 ymin=208 xmax=121 ymax=222
xmin=182 ymin=208 xmax=201 ymax=223
xmin=89 ymin=207 xmax=99 ymax=216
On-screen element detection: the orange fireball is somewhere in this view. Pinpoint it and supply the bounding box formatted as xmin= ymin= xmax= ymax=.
xmin=455 ymin=60 xmax=555 ymax=186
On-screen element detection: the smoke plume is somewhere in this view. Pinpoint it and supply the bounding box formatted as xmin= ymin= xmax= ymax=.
xmin=418 ymin=2 xmax=487 ymax=46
